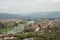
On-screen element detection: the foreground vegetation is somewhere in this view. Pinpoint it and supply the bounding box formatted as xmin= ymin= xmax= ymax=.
xmin=13 ymin=31 xmax=60 ymax=40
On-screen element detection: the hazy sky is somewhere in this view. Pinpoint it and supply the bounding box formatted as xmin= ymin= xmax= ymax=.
xmin=0 ymin=0 xmax=60 ymax=15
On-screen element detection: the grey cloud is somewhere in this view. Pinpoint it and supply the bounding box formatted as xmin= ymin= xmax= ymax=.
xmin=0 ymin=0 xmax=60 ymax=14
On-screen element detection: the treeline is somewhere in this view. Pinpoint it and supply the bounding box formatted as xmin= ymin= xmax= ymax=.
xmin=0 ymin=22 xmax=18 ymax=29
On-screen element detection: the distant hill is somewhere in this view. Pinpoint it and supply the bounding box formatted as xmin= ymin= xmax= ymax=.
xmin=0 ymin=13 xmax=24 ymax=19
xmin=0 ymin=12 xmax=60 ymax=20
xmin=45 ymin=12 xmax=60 ymax=18
xmin=0 ymin=13 xmax=35 ymax=20
xmin=26 ymin=12 xmax=46 ymax=18
xmin=26 ymin=12 xmax=60 ymax=18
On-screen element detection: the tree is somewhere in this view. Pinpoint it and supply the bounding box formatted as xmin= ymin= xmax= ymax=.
xmin=0 ymin=22 xmax=4 ymax=28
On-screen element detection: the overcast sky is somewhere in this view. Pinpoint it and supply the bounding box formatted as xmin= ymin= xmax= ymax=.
xmin=0 ymin=0 xmax=60 ymax=15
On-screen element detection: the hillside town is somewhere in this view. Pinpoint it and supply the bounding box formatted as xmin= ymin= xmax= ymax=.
xmin=0 ymin=18 xmax=60 ymax=40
